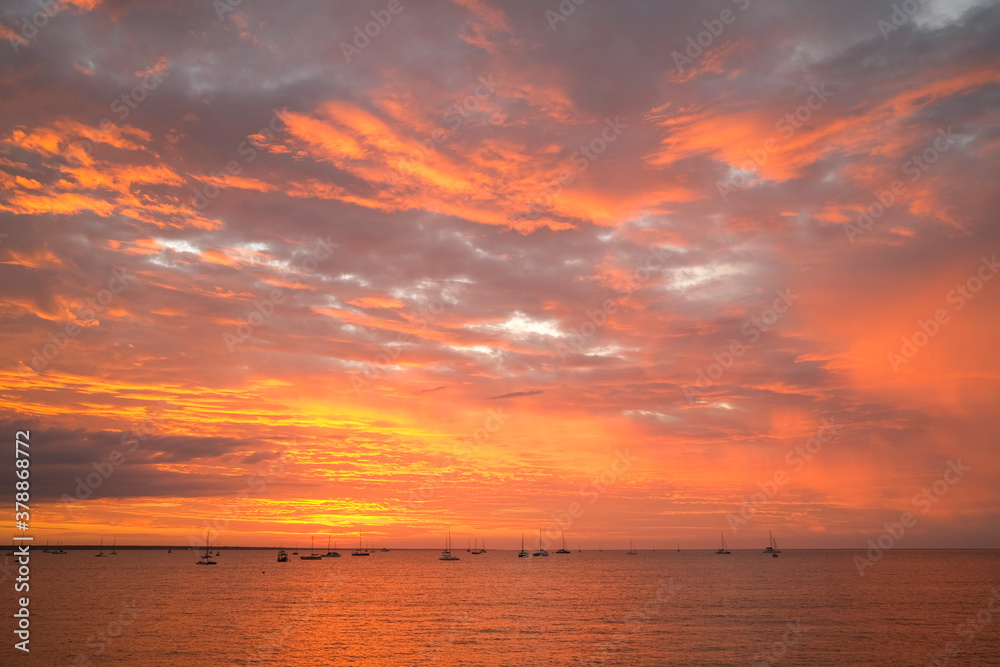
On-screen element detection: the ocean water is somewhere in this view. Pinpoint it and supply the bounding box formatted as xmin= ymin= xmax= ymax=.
xmin=5 ymin=549 xmax=999 ymax=665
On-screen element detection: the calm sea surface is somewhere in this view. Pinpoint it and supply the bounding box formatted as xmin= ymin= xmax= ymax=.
xmin=5 ymin=549 xmax=999 ymax=665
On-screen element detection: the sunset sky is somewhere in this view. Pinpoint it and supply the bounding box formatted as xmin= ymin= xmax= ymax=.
xmin=1 ymin=0 xmax=998 ymax=549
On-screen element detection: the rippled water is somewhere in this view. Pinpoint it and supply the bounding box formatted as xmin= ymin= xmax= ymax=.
xmin=6 ymin=549 xmax=1000 ymax=665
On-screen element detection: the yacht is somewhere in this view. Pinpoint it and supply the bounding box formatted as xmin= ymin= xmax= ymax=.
xmin=532 ymin=529 xmax=549 ymax=557
xmin=763 ymin=530 xmax=781 ymax=556
xmin=323 ymin=537 xmax=341 ymax=558
xmin=626 ymin=538 xmax=638 ymax=555
xmin=439 ymin=531 xmax=460 ymax=561
xmin=300 ymin=536 xmax=323 ymax=560
xmin=517 ymin=533 xmax=528 ymax=558
xmin=556 ymin=532 xmax=571 ymax=554
xmin=196 ymin=532 xmax=217 ymax=565
xmin=715 ymin=532 xmax=731 ymax=555
xmin=351 ymin=530 xmax=369 ymax=556
xmin=95 ymin=536 xmax=106 ymax=557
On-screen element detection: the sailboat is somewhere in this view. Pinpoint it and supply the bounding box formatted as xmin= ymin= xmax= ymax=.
xmin=471 ymin=538 xmax=486 ymax=554
xmin=95 ymin=536 xmax=106 ymax=557
xmin=439 ymin=531 xmax=460 ymax=560
xmin=323 ymin=537 xmax=341 ymax=558
xmin=626 ymin=538 xmax=638 ymax=555
xmin=532 ymin=529 xmax=549 ymax=557
xmin=300 ymin=536 xmax=323 ymax=560
xmin=351 ymin=529 xmax=369 ymax=556
xmin=110 ymin=537 xmax=118 ymax=555
xmin=677 ymin=543 xmax=680 ymax=552
xmin=556 ymin=532 xmax=571 ymax=554
xmin=277 ymin=543 xmax=288 ymax=562
xmin=196 ymin=532 xmax=217 ymax=565
xmin=517 ymin=533 xmax=528 ymax=558
xmin=715 ymin=532 xmax=731 ymax=555
xmin=764 ymin=530 xmax=781 ymax=556
xmin=52 ymin=542 xmax=67 ymax=555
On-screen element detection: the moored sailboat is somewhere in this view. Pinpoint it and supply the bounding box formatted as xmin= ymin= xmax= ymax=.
xmin=196 ymin=532 xmax=217 ymax=565
xmin=763 ymin=530 xmax=781 ymax=555
xmin=351 ymin=529 xmax=369 ymax=556
xmin=626 ymin=538 xmax=638 ymax=555
xmin=439 ymin=531 xmax=460 ymax=561
xmin=556 ymin=532 xmax=571 ymax=554
xmin=532 ymin=529 xmax=549 ymax=557
xmin=715 ymin=532 xmax=731 ymax=555
xmin=300 ymin=536 xmax=323 ymax=560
